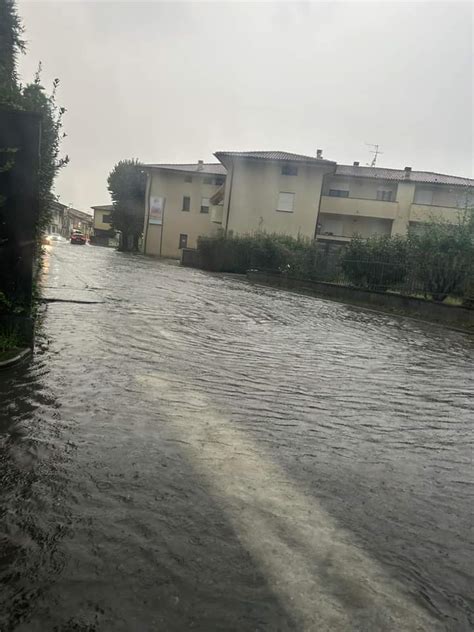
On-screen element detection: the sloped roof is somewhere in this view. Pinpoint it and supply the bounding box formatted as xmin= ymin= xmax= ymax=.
xmin=91 ymin=204 xmax=113 ymax=211
xmin=144 ymin=162 xmax=226 ymax=176
xmin=335 ymin=165 xmax=474 ymax=187
xmin=215 ymin=150 xmax=336 ymax=165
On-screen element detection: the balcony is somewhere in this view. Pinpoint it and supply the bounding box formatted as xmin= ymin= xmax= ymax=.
xmin=410 ymin=204 xmax=464 ymax=224
xmin=320 ymin=195 xmax=399 ymax=219
xmin=210 ymin=205 xmax=223 ymax=224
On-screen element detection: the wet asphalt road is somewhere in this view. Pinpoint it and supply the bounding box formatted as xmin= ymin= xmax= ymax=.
xmin=0 ymin=242 xmax=473 ymax=631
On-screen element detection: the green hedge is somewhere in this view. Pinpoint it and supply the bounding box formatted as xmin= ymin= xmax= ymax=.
xmin=196 ymin=233 xmax=339 ymax=278
xmin=198 ymin=233 xmax=311 ymax=274
xmin=340 ymin=215 xmax=474 ymax=301
xmin=341 ymin=235 xmax=408 ymax=291
xmin=196 ymin=215 xmax=474 ymax=304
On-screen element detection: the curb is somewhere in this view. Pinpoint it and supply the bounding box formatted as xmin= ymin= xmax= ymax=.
xmin=0 ymin=348 xmax=32 ymax=370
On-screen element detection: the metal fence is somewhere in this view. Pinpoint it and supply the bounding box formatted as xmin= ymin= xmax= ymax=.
xmin=282 ymin=242 xmax=473 ymax=305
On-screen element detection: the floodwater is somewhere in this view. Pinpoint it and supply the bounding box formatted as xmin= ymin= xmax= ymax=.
xmin=0 ymin=243 xmax=473 ymax=632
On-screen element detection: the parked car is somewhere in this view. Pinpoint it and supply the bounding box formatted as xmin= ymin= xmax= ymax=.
xmin=46 ymin=233 xmax=66 ymax=244
xmin=70 ymin=230 xmax=86 ymax=245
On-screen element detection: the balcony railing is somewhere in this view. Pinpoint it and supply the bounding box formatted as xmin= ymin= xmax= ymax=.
xmin=410 ymin=204 xmax=464 ymax=223
xmin=320 ymin=195 xmax=399 ymax=219
xmin=210 ymin=205 xmax=223 ymax=224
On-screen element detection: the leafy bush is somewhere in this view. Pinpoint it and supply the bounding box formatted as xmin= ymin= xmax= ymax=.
xmin=197 ymin=233 xmax=315 ymax=275
xmin=196 ymin=215 xmax=474 ymax=304
xmin=341 ymin=235 xmax=408 ymax=290
xmin=408 ymin=214 xmax=474 ymax=302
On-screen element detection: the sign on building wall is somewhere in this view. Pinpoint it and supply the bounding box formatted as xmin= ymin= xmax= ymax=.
xmin=149 ymin=196 xmax=165 ymax=225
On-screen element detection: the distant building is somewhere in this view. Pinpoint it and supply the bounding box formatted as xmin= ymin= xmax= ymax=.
xmin=91 ymin=204 xmax=118 ymax=247
xmin=142 ymin=150 xmax=473 ymax=259
xmin=61 ymin=206 xmax=93 ymax=238
xmin=47 ymin=201 xmax=93 ymax=238
xmin=48 ymin=200 xmax=66 ymax=235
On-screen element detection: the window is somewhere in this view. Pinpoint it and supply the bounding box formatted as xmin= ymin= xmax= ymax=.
xmin=329 ymin=189 xmax=349 ymax=198
xmin=102 ymin=214 xmax=112 ymax=223
xmin=281 ymin=164 xmax=298 ymax=176
xmin=277 ymin=192 xmax=295 ymax=212
xmin=203 ymin=177 xmax=213 ymax=185
xmin=184 ymin=175 xmax=192 ymax=183
xmin=201 ymin=197 xmax=210 ymax=213
xmin=178 ymin=234 xmax=188 ymax=249
xmin=182 ymin=196 xmax=190 ymax=211
xmin=414 ymin=188 xmax=433 ymax=205
xmin=376 ymin=190 xmax=393 ymax=202
xmin=215 ymin=176 xmax=225 ymax=186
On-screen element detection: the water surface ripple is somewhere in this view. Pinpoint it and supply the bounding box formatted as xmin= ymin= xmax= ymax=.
xmin=0 ymin=244 xmax=473 ymax=631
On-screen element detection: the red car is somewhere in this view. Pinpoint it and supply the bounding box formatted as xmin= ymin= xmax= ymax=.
xmin=70 ymin=230 xmax=86 ymax=245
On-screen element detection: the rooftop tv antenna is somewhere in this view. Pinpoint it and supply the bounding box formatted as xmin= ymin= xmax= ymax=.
xmin=365 ymin=143 xmax=383 ymax=167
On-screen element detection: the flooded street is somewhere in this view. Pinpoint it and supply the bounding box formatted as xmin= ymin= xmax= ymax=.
xmin=1 ymin=243 xmax=473 ymax=631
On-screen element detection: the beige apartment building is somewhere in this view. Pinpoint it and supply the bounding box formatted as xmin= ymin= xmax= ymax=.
xmin=142 ymin=150 xmax=473 ymax=259
xmin=143 ymin=161 xmax=226 ymax=258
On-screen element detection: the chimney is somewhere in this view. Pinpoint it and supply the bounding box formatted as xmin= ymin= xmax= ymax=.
xmin=316 ymin=149 xmax=323 ymax=159
xmin=404 ymin=166 xmax=412 ymax=179
xmin=197 ymin=160 xmax=204 ymax=171
xmin=353 ymin=161 xmax=360 ymax=167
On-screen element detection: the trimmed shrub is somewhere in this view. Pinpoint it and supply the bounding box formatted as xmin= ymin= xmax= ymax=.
xmin=341 ymin=235 xmax=408 ymax=290
xmin=408 ymin=216 xmax=474 ymax=302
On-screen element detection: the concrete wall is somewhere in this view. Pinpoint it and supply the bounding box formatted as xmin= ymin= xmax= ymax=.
xmin=144 ymin=169 xmax=223 ymax=258
xmin=319 ymin=196 xmax=399 ymax=219
xmin=318 ymin=213 xmax=392 ymax=238
xmin=247 ymin=271 xmax=474 ymax=332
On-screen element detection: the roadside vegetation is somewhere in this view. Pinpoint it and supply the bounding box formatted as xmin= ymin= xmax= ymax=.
xmin=0 ymin=0 xmax=68 ymax=244
xmin=197 ymin=210 xmax=474 ymax=305
xmin=0 ymin=0 xmax=67 ymax=349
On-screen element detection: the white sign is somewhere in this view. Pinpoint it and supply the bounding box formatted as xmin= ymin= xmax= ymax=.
xmin=149 ymin=196 xmax=165 ymax=225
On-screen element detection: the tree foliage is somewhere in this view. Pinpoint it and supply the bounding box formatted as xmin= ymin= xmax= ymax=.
xmin=341 ymin=211 xmax=474 ymax=301
xmin=408 ymin=210 xmax=474 ymax=302
xmin=107 ymin=159 xmax=146 ymax=251
xmin=21 ymin=67 xmax=69 ymax=235
xmin=0 ymin=1 xmax=68 ymax=238
xmin=0 ymin=0 xmax=25 ymax=106
xmin=0 ymin=0 xmax=68 ymax=320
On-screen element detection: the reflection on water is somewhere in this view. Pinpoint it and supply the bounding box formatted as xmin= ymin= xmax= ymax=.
xmin=1 ymin=243 xmax=473 ymax=631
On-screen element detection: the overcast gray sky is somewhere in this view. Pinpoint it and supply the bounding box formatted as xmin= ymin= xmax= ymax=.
xmin=18 ymin=1 xmax=473 ymax=212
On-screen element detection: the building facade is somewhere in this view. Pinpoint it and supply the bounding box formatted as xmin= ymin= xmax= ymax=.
xmin=61 ymin=206 xmax=93 ymax=238
xmin=91 ymin=204 xmax=118 ymax=247
xmin=48 ymin=201 xmax=66 ymax=235
xmin=143 ymin=161 xmax=226 ymax=258
xmin=142 ymin=151 xmax=473 ymax=259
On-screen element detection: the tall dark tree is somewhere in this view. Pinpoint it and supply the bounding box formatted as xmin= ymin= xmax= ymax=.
xmin=107 ymin=159 xmax=146 ymax=251
xmin=0 ymin=0 xmax=25 ymax=106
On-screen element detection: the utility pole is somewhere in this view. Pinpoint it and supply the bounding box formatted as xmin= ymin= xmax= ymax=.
xmin=365 ymin=143 xmax=383 ymax=167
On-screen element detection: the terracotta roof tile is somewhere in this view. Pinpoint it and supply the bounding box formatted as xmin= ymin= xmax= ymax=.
xmin=336 ymin=165 xmax=474 ymax=187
